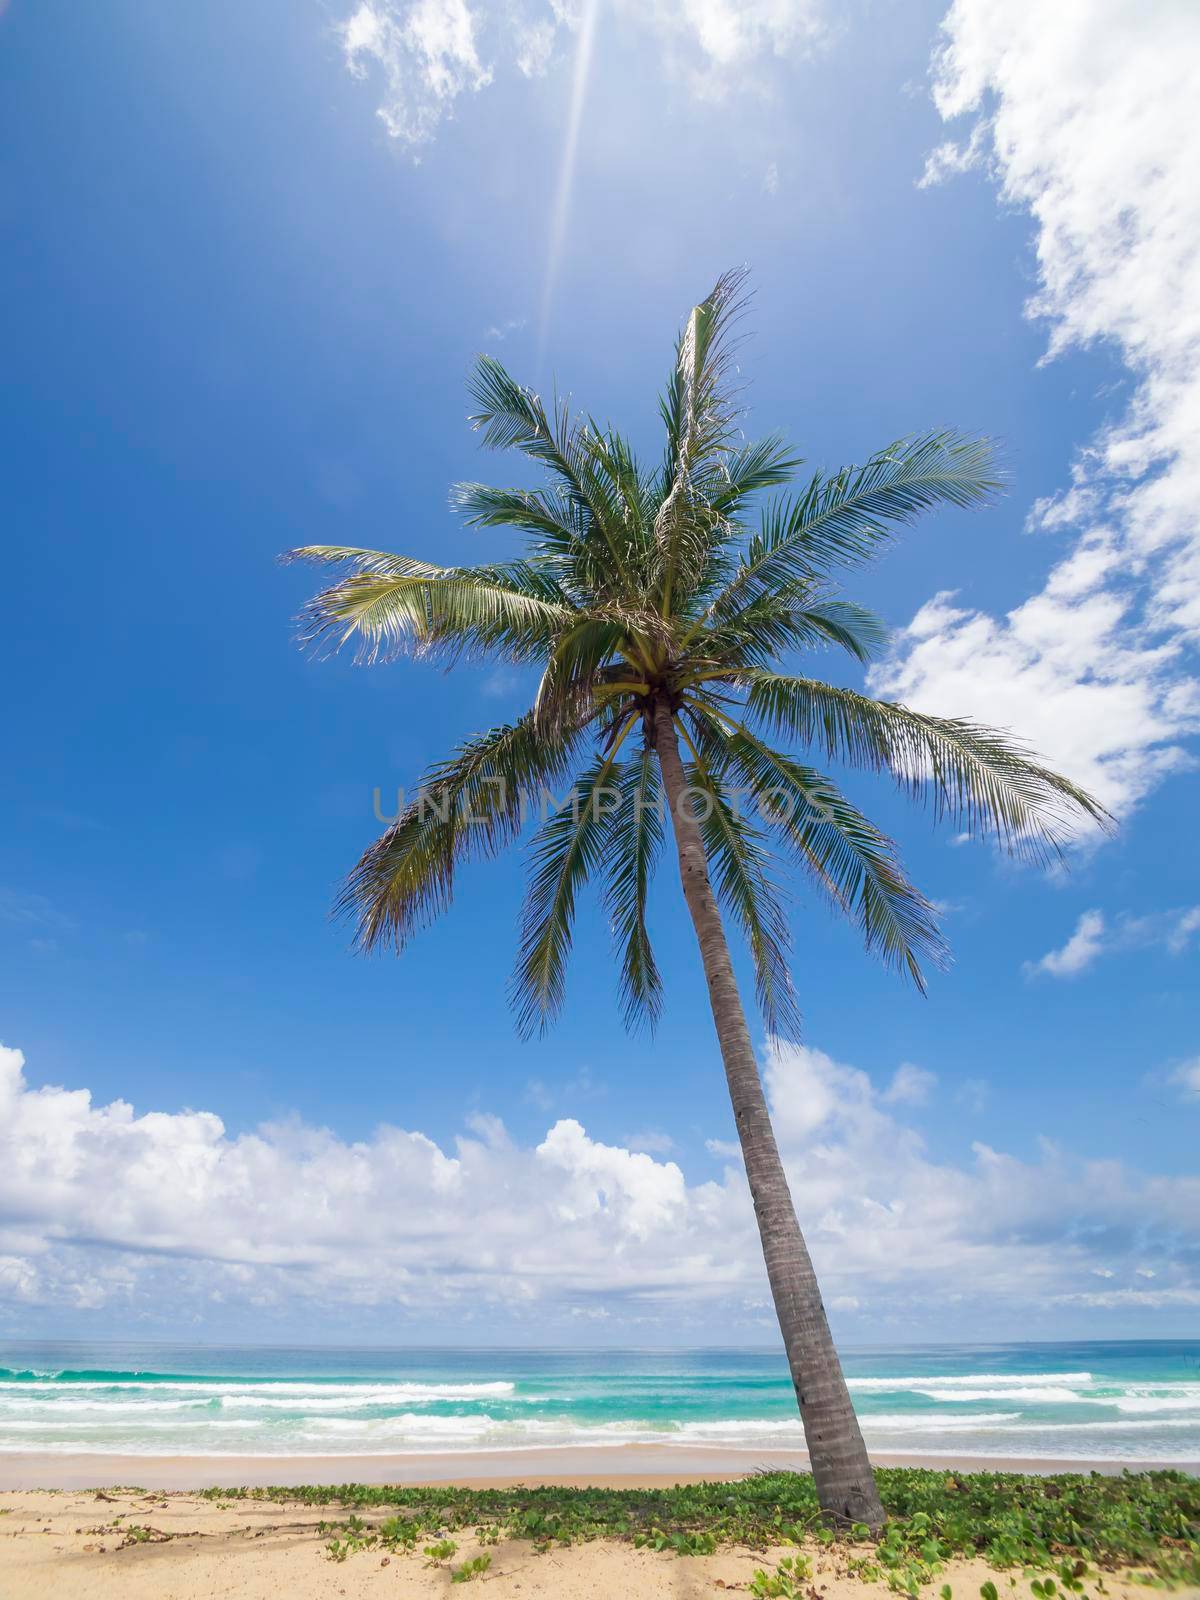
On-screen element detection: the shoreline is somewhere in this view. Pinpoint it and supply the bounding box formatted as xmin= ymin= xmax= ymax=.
xmin=1 ymin=1442 xmax=1196 ymax=1490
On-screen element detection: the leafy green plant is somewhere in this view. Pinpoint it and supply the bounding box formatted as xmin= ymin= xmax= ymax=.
xmin=451 ymin=1554 xmax=492 ymax=1582
xmin=424 ymin=1538 xmax=459 ymax=1564
xmin=117 ymin=1524 xmax=171 ymax=1548
xmin=750 ymin=1555 xmax=814 ymax=1597
xmin=633 ymin=1525 xmax=718 ymax=1556
xmin=379 ymin=1515 xmax=422 ymax=1548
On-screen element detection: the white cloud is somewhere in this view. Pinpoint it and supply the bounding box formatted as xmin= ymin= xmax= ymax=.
xmin=762 ymin=160 xmax=779 ymax=195
xmin=1 ymin=1037 xmax=1196 ymax=1332
xmin=1026 ymin=908 xmax=1107 ymax=978
xmin=339 ymin=0 xmax=492 ymax=147
xmin=705 ymin=1136 xmax=742 ymax=1161
xmin=512 ymin=14 xmax=556 ymax=77
xmin=625 ymin=1129 xmax=677 ymax=1155
xmin=882 ymin=1062 xmax=936 ymax=1105
xmin=481 ymin=315 xmax=526 ymax=343
xmin=1165 ymin=907 xmax=1200 ymax=954
xmin=1058 ymin=1287 xmax=1200 ymax=1310
xmin=336 ymin=0 xmax=824 ymax=148
xmin=954 ymin=1077 xmax=989 ymax=1114
xmin=876 ymin=0 xmax=1200 ymax=822
xmin=1170 ymin=1060 xmax=1200 ymax=1102
xmin=1025 ymin=903 xmax=1200 ymax=978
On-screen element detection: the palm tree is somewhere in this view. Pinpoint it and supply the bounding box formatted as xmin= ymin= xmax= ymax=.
xmin=285 ymin=271 xmax=1106 ymax=1529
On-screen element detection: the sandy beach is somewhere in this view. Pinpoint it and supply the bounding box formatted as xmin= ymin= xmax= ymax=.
xmin=3 ymin=1481 xmax=1194 ymax=1600
xmin=2 ymin=1443 xmax=1199 ymax=1491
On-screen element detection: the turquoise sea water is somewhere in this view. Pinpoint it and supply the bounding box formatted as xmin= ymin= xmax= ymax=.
xmin=0 ymin=1341 xmax=1197 ymax=1462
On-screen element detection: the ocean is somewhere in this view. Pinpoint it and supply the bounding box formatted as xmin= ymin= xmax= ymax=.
xmin=0 ymin=1340 xmax=1197 ymax=1463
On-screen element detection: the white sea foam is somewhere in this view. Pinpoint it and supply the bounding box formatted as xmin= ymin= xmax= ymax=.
xmin=0 ymin=1397 xmax=215 ymax=1414
xmin=0 ymin=1380 xmax=517 ymax=1401
xmin=860 ymin=1413 xmax=1022 ymax=1431
xmin=1113 ymin=1394 xmax=1200 ymax=1413
xmin=914 ymin=1387 xmax=1092 ymax=1405
xmin=846 ymin=1372 xmax=1093 ymax=1391
xmin=0 ymin=1418 xmax=263 ymax=1432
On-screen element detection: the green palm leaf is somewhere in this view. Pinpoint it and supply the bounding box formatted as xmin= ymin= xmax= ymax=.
xmin=702 ymin=431 xmax=1002 ymax=629
xmin=654 ymin=268 xmax=751 ymax=612
xmin=698 ymin=594 xmax=889 ymax=670
xmin=512 ymin=741 xmax=633 ymax=1035
xmin=286 ymin=546 xmax=570 ymax=663
xmin=687 ymin=704 xmax=946 ymax=990
xmin=603 ymin=751 xmax=665 ymax=1031
xmin=742 ymin=672 xmax=1112 ymax=859
xmin=339 ymin=715 xmax=583 ymax=952
xmin=466 ymin=358 xmax=637 ymax=597
xmin=685 ymin=753 xmax=799 ymax=1037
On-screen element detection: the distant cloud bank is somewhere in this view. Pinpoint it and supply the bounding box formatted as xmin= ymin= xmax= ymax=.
xmin=1 ymin=1038 xmax=1195 ymax=1337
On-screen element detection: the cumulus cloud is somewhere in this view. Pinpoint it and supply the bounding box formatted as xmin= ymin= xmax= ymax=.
xmin=1025 ymin=904 xmax=1200 ymax=978
xmin=340 ymin=0 xmax=492 ymax=146
xmin=1170 ymin=1060 xmax=1200 ymax=1103
xmin=881 ymin=1063 xmax=936 ymax=1105
xmin=336 ymin=0 xmax=824 ymax=148
xmin=1026 ymin=908 xmax=1107 ymax=978
xmin=875 ymin=0 xmax=1200 ymax=822
xmin=1 ymin=1038 xmax=1196 ymax=1332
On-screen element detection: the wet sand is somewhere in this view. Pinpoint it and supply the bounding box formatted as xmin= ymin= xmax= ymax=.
xmin=1 ymin=1442 xmax=1196 ymax=1490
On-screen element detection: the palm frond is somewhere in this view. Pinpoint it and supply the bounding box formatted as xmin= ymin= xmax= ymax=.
xmin=654 ymin=269 xmax=752 ymax=611
xmin=340 ymin=714 xmax=585 ymax=952
xmin=287 ymin=547 xmax=571 ymax=664
xmin=512 ymin=737 xmax=635 ymax=1035
xmin=451 ymin=482 xmax=589 ymax=567
xmin=585 ymin=426 xmax=653 ymax=545
xmin=531 ymin=615 xmax=634 ymax=731
xmin=708 ymin=433 xmax=802 ymax=513
xmin=685 ymin=751 xmax=799 ymax=1037
xmin=700 ymin=432 xmax=1002 ymax=630
xmin=603 ymin=750 xmax=665 ymax=1031
xmin=466 ymin=358 xmax=639 ymax=597
xmin=687 ymin=704 xmax=946 ymax=990
xmin=696 ymin=594 xmax=890 ymax=671
xmin=742 ymin=672 xmax=1111 ymax=858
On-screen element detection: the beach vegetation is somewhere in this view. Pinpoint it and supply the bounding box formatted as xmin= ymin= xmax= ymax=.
xmin=424 ymin=1537 xmax=459 ymax=1563
xmin=285 ymin=273 xmax=1107 ymax=1530
xmin=117 ymin=1523 xmax=170 ymax=1547
xmin=633 ymin=1525 xmax=718 ymax=1555
xmin=750 ymin=1553 xmax=815 ymax=1595
xmin=222 ymin=1468 xmax=1198 ymax=1585
xmin=379 ymin=1513 xmax=422 ymax=1547
xmin=451 ymin=1553 xmax=493 ymax=1581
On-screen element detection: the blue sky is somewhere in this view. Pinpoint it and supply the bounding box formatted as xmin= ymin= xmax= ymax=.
xmin=1 ymin=0 xmax=1197 ymax=1345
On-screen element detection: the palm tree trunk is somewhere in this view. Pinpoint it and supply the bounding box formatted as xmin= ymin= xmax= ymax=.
xmin=651 ymin=696 xmax=885 ymax=1531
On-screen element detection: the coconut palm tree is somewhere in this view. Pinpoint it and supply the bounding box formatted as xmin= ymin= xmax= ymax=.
xmin=285 ymin=271 xmax=1106 ymax=1529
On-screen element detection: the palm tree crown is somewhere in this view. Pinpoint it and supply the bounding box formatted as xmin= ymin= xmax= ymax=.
xmin=288 ymin=270 xmax=1105 ymax=1037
